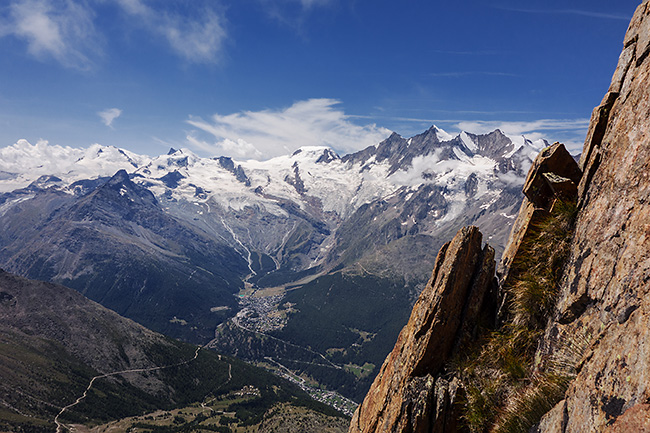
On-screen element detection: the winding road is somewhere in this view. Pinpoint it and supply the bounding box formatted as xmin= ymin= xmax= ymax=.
xmin=54 ymin=346 xmax=202 ymax=433
xmin=199 ymin=361 xmax=232 ymax=414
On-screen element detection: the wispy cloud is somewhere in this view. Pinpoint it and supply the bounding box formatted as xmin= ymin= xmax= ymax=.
xmin=98 ymin=108 xmax=122 ymax=128
xmin=454 ymin=119 xmax=589 ymax=135
xmin=186 ymin=98 xmax=391 ymax=160
xmin=115 ymin=0 xmax=227 ymax=63
xmin=0 ymin=0 xmax=228 ymax=67
xmin=495 ymin=6 xmax=632 ymax=21
xmin=0 ymin=0 xmax=100 ymax=70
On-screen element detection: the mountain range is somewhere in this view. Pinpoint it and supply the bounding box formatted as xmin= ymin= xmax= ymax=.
xmin=0 ymin=126 xmax=545 ymax=400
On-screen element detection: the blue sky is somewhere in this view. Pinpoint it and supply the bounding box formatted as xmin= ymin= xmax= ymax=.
xmin=0 ymin=0 xmax=641 ymax=159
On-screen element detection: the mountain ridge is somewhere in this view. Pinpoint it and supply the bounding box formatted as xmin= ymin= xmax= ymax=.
xmin=0 ymin=125 xmax=545 ymax=400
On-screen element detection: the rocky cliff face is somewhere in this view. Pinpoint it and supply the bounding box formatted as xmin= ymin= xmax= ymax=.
xmin=535 ymin=0 xmax=650 ymax=430
xmin=350 ymin=1 xmax=650 ymax=431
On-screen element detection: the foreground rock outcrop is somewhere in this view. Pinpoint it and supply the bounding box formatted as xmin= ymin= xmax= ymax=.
xmin=350 ymin=142 xmax=582 ymax=433
xmin=534 ymin=0 xmax=650 ymax=430
xmin=498 ymin=141 xmax=582 ymax=323
xmin=349 ymin=226 xmax=497 ymax=433
xmin=351 ymin=1 xmax=650 ymax=431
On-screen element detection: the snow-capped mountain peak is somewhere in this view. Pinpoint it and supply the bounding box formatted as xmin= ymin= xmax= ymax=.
xmin=0 ymin=125 xmax=549 ymax=240
xmin=432 ymin=125 xmax=455 ymax=142
xmin=0 ymin=127 xmax=544 ymax=219
xmin=0 ymin=125 xmax=551 ymax=350
xmin=0 ymin=139 xmax=150 ymax=193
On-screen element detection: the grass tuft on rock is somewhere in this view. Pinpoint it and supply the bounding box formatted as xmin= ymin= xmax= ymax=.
xmin=508 ymin=200 xmax=577 ymax=330
xmin=456 ymin=199 xmax=580 ymax=433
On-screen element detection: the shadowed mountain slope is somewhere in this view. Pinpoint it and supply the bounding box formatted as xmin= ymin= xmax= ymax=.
xmin=0 ymin=269 xmax=344 ymax=433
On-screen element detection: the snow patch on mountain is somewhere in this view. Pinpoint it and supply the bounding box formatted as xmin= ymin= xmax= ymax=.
xmin=136 ymin=149 xmax=289 ymax=216
xmin=434 ymin=126 xmax=455 ymax=142
xmin=242 ymin=146 xmax=395 ymax=217
xmin=503 ymin=134 xmax=546 ymax=159
xmin=460 ymin=131 xmax=477 ymax=153
xmin=389 ymin=150 xmax=495 ymax=191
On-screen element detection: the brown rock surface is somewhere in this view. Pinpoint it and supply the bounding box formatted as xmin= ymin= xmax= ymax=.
xmin=522 ymin=142 xmax=582 ymax=209
xmin=348 ymin=226 xmax=496 ymax=433
xmin=604 ymin=404 xmax=650 ymax=433
xmin=499 ymin=142 xmax=581 ymax=299
xmin=498 ymin=197 xmax=540 ymax=280
xmin=535 ymin=1 xmax=650 ymax=431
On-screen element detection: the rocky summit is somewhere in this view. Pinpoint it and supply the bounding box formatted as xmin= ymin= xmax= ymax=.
xmin=349 ymin=1 xmax=650 ymax=431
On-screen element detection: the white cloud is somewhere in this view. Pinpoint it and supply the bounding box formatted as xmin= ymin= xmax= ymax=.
xmin=115 ymin=0 xmax=227 ymax=63
xmin=187 ymin=135 xmax=264 ymax=159
xmin=186 ymin=99 xmax=392 ymax=160
xmin=164 ymin=11 xmax=225 ymax=63
xmin=114 ymin=0 xmax=148 ymax=15
xmin=457 ymin=119 xmax=589 ymax=134
xmin=454 ymin=119 xmax=589 ymax=135
xmin=98 ymin=108 xmax=122 ymax=127
xmin=0 ymin=0 xmax=228 ymax=67
xmin=1 ymin=0 xmax=100 ymax=70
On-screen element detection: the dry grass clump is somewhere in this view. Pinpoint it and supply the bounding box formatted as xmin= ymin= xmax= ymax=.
xmin=508 ymin=200 xmax=577 ymax=330
xmin=491 ymin=373 xmax=571 ymax=433
xmin=456 ymin=200 xmax=581 ymax=433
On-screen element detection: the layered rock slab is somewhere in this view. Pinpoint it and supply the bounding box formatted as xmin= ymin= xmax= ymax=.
xmin=499 ymin=142 xmax=580 ymax=274
xmin=349 ymin=226 xmax=496 ymax=433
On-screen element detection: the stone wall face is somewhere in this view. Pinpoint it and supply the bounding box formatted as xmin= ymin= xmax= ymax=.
xmin=536 ymin=1 xmax=650 ymax=431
